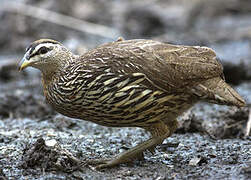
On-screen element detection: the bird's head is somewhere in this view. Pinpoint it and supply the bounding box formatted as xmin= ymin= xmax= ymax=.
xmin=19 ymin=39 xmax=72 ymax=74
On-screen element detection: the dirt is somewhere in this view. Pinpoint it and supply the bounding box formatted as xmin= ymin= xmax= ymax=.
xmin=0 ymin=0 xmax=250 ymax=179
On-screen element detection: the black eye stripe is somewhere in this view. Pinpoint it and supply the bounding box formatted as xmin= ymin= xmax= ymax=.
xmin=29 ymin=47 xmax=52 ymax=59
xmin=38 ymin=47 xmax=49 ymax=54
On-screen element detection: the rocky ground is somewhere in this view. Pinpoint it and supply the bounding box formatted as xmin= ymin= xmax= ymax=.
xmin=0 ymin=0 xmax=250 ymax=179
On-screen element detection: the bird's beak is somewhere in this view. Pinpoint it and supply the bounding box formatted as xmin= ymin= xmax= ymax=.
xmin=18 ymin=57 xmax=31 ymax=71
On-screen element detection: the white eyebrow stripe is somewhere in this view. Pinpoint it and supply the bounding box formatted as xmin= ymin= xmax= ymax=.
xmin=34 ymin=43 xmax=58 ymax=53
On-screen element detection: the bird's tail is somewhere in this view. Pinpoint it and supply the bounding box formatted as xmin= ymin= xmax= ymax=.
xmin=192 ymin=77 xmax=245 ymax=107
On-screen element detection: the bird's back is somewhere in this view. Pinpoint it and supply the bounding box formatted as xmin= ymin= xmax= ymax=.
xmin=79 ymin=39 xmax=244 ymax=107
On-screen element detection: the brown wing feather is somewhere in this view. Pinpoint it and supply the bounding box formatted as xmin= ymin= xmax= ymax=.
xmin=80 ymin=39 xmax=223 ymax=93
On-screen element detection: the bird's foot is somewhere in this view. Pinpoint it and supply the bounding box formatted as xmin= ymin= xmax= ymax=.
xmin=86 ymin=158 xmax=123 ymax=170
xmin=86 ymin=152 xmax=144 ymax=170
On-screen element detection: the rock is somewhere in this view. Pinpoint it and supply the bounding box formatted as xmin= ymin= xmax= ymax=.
xmin=21 ymin=138 xmax=81 ymax=173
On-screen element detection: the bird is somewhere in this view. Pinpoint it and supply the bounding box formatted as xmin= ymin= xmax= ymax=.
xmin=19 ymin=38 xmax=245 ymax=169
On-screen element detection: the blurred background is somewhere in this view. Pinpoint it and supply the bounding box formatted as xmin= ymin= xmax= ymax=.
xmin=0 ymin=0 xmax=250 ymax=179
xmin=1 ymin=0 xmax=251 ymax=91
xmin=1 ymin=0 xmax=251 ymax=78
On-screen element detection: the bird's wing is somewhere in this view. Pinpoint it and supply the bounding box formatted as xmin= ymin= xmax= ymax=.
xmin=81 ymin=39 xmax=223 ymax=93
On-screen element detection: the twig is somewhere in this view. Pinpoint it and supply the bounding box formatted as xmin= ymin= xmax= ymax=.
xmin=1 ymin=2 xmax=120 ymax=39
xmin=245 ymin=108 xmax=251 ymax=137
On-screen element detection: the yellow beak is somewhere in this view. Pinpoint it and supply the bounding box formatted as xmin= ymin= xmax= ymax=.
xmin=18 ymin=58 xmax=31 ymax=71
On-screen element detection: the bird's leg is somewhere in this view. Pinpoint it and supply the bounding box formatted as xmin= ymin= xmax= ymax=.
xmin=87 ymin=122 xmax=173 ymax=169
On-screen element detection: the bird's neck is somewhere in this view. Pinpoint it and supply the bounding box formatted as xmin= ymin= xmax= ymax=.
xmin=41 ymin=67 xmax=62 ymax=105
xmin=42 ymin=70 xmax=56 ymax=84
xmin=40 ymin=53 xmax=77 ymax=83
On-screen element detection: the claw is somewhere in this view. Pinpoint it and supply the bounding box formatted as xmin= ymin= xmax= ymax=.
xmin=85 ymin=159 xmax=108 ymax=170
xmin=95 ymin=162 xmax=112 ymax=170
xmin=85 ymin=159 xmax=108 ymax=166
xmin=85 ymin=158 xmax=122 ymax=170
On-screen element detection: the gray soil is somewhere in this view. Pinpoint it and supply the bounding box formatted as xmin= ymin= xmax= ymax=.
xmin=0 ymin=0 xmax=250 ymax=179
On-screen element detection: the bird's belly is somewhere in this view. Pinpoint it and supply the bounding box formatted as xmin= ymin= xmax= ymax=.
xmin=49 ymin=86 xmax=195 ymax=127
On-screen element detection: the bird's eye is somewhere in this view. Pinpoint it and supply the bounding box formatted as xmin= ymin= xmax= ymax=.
xmin=38 ymin=47 xmax=49 ymax=54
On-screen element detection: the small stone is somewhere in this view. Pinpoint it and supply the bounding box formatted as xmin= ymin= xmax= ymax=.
xmin=189 ymin=157 xmax=202 ymax=166
xmin=189 ymin=155 xmax=208 ymax=166
xmin=45 ymin=139 xmax=57 ymax=147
